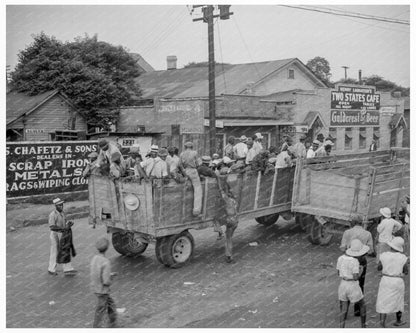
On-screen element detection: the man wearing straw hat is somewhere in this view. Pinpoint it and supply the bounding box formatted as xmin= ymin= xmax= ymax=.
xmin=376 ymin=236 xmax=409 ymax=327
xmin=336 ymin=239 xmax=369 ymax=328
xmin=377 ymin=207 xmax=403 ymax=262
xmin=233 ymin=135 xmax=248 ymax=160
xmin=306 ymin=139 xmax=320 ymax=158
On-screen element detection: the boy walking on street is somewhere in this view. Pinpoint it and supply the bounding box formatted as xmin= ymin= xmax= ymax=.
xmin=90 ymin=238 xmax=117 ymax=328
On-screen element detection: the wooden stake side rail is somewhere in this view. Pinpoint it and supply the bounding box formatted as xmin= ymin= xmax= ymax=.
xmin=292 ymin=149 xmax=410 ymax=222
xmin=89 ymin=166 xmax=296 ymax=238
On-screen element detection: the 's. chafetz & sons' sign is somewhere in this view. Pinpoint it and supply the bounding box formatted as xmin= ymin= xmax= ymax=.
xmin=6 ymin=141 xmax=97 ymax=198
xmin=331 ymin=86 xmax=380 ymax=111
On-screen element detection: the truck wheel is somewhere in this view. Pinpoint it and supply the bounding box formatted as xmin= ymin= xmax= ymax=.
xmin=158 ymin=231 xmax=194 ymax=268
xmin=155 ymin=237 xmax=167 ymax=264
xmin=307 ymin=217 xmax=333 ymax=246
xmin=255 ymin=213 xmax=279 ymax=226
xmin=112 ymin=232 xmax=148 ymax=256
xmin=295 ymin=213 xmax=310 ymax=232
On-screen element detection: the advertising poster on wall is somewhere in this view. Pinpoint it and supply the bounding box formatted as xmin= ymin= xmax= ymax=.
xmin=6 ymin=141 xmax=98 ymax=198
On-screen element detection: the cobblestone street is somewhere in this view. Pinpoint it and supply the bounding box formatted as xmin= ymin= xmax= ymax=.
xmin=6 ymin=216 xmax=410 ymax=328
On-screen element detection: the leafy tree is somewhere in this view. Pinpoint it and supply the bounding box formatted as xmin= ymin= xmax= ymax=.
xmin=363 ymin=75 xmax=409 ymax=97
xmin=10 ymin=32 xmax=142 ymax=129
xmin=306 ymin=56 xmax=332 ymax=85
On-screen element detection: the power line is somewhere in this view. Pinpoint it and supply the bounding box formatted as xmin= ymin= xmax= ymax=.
xmin=279 ymin=5 xmax=410 ymax=25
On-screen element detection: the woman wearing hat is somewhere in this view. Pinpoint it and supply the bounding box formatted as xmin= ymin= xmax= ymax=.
xmin=376 ymin=237 xmax=409 ymax=327
xmin=377 ymin=207 xmax=403 ymax=263
xmin=336 ymin=239 xmax=369 ymax=328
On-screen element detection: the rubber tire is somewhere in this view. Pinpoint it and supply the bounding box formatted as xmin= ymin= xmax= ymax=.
xmin=155 ymin=237 xmax=167 ymax=264
xmin=112 ymin=232 xmax=148 ymax=256
xmin=295 ymin=213 xmax=310 ymax=232
xmin=158 ymin=231 xmax=195 ymax=268
xmin=255 ymin=213 xmax=280 ymax=226
xmin=307 ymin=217 xmax=333 ymax=246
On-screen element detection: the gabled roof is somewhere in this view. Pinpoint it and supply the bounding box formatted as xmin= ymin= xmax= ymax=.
xmin=390 ymin=113 xmax=407 ymax=129
xmin=130 ymin=53 xmax=155 ymax=73
xmin=6 ymin=90 xmax=73 ymax=125
xmin=136 ymin=58 xmax=328 ymax=99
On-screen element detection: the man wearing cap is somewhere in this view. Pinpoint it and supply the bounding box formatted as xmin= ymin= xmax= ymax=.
xmin=316 ymin=133 xmax=325 ymax=147
xmin=82 ymin=151 xmax=100 ymax=178
xmin=253 ymin=133 xmax=264 ymax=155
xmin=377 ymin=207 xmax=403 ymax=262
xmin=233 ymin=135 xmax=248 ymax=160
xmin=198 ymin=156 xmax=217 ymax=178
xmin=180 ymin=142 xmax=203 ymax=216
xmin=125 ymin=144 xmax=142 ymax=176
xmin=306 ymin=139 xmax=320 ymax=158
xmin=337 ymin=239 xmax=369 ymax=328
xmin=291 ymin=135 xmax=307 ymax=159
xmin=223 ymin=136 xmax=235 ymax=160
xmin=376 ymin=237 xmax=409 ymax=327
xmin=140 ymin=144 xmax=159 ymax=179
xmin=90 ymin=237 xmax=117 ymax=328
xmin=96 ymin=138 xmax=126 ymax=176
xmin=315 ymin=139 xmax=334 ymax=157
xmin=150 ymin=148 xmax=170 ymax=186
xmin=48 ymin=198 xmax=77 ymax=276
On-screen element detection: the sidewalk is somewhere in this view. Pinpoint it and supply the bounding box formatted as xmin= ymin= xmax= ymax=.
xmin=6 ymin=200 xmax=90 ymax=231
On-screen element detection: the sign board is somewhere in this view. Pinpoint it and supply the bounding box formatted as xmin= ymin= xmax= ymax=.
xmin=116 ymin=136 xmax=152 ymax=155
xmin=280 ymin=125 xmax=308 ymax=133
xmin=6 ymin=141 xmax=97 ymax=198
xmin=203 ymin=119 xmax=224 ymax=128
xmin=330 ymin=110 xmax=380 ymax=127
xmin=331 ymin=86 xmax=380 ymax=111
xmin=380 ymin=106 xmax=396 ymax=116
xmin=180 ymin=125 xmax=204 ymax=134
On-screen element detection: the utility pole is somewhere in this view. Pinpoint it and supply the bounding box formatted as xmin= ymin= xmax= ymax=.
xmin=342 ymin=66 xmax=349 ymax=80
xmin=193 ymin=5 xmax=233 ymax=155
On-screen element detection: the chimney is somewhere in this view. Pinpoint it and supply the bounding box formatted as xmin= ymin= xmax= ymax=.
xmin=167 ymin=55 xmax=177 ymax=70
xmin=358 ymin=70 xmax=362 ymax=84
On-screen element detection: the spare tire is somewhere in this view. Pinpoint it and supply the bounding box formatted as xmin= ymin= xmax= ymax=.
xmin=255 ymin=213 xmax=280 ymax=226
xmin=112 ymin=232 xmax=148 ymax=256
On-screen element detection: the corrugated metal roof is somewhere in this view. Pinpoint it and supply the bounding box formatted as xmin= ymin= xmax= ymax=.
xmin=6 ymin=90 xmax=59 ymax=125
xmin=136 ymin=58 xmax=304 ymax=99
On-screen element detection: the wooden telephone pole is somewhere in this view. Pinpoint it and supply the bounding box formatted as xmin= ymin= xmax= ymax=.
xmin=193 ymin=5 xmax=233 ymax=155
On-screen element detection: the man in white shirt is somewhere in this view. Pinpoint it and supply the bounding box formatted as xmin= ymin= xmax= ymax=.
xmin=245 ymin=139 xmax=257 ymax=165
xmin=377 ymin=207 xmax=403 ymax=263
xmin=252 ymin=132 xmax=264 ymax=155
xmin=291 ymin=135 xmax=307 ymax=159
xmin=316 ymin=140 xmax=334 ymax=157
xmin=306 ymin=140 xmax=320 ymax=158
xmin=141 ymin=145 xmax=159 ymax=178
xmin=233 ymin=135 xmax=248 ymax=160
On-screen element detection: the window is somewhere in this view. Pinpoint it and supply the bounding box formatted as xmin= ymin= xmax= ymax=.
xmin=345 ymin=127 xmax=352 ymax=150
xmin=359 ymin=127 xmax=366 ymax=149
xmin=328 ymin=127 xmax=337 ymax=150
xmin=390 ymin=128 xmax=397 ymax=147
xmin=288 ymin=69 xmax=295 ymax=79
xmin=373 ymin=127 xmax=380 ymax=145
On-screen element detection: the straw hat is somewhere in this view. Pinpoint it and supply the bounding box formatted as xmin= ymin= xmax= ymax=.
xmin=150 ymin=144 xmax=159 ymax=153
xmin=255 ymin=132 xmax=264 ymax=139
xmin=201 ymin=156 xmax=212 ymax=164
xmin=98 ymin=138 xmax=108 ymax=148
xmin=95 ymin=237 xmax=109 ymax=252
xmin=346 ymin=239 xmax=369 ymax=257
xmin=313 ymin=139 xmax=321 ymax=145
xmin=124 ymin=194 xmax=140 ymax=211
xmin=239 ymin=135 xmax=248 ymax=143
xmin=324 ymin=140 xmax=334 ymax=146
xmin=387 ymin=237 xmax=404 ymax=252
xmin=110 ymin=151 xmax=122 ymax=162
xmin=88 ymin=152 xmax=98 ymax=159
xmin=53 ymin=198 xmax=64 ymax=205
xmin=379 ymin=207 xmax=392 ymax=218
xmin=184 ymin=141 xmax=193 ymax=148
xmin=158 ymin=148 xmax=168 ymax=157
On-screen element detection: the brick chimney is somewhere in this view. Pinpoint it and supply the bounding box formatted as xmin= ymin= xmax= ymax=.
xmin=167 ymin=56 xmax=177 ymax=70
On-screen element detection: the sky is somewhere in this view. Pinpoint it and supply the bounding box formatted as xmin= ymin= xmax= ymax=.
xmin=4 ymin=1 xmax=412 ymax=87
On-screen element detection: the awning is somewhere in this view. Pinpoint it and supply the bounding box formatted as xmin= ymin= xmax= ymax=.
xmin=302 ymin=111 xmax=325 ymax=129
xmin=218 ymin=119 xmax=294 ymax=127
xmin=389 ymin=114 xmax=407 ymax=129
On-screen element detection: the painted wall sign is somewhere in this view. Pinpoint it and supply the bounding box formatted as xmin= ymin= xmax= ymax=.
xmin=330 ymin=110 xmax=380 ymax=127
xmin=203 ymin=119 xmax=224 ymax=128
xmin=331 ymin=86 xmax=380 ymax=111
xmin=25 ymin=129 xmax=45 ymax=133
xmin=6 ymin=141 xmax=98 ymax=198
xmin=280 ymin=125 xmax=308 ymax=133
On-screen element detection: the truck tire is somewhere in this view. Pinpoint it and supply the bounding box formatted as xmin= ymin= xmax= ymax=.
xmin=255 ymin=213 xmax=279 ymax=226
xmin=307 ymin=217 xmax=333 ymax=246
xmin=158 ymin=230 xmax=194 ymax=268
xmin=112 ymin=232 xmax=148 ymax=256
xmin=295 ymin=213 xmax=310 ymax=232
xmin=155 ymin=237 xmax=167 ymax=264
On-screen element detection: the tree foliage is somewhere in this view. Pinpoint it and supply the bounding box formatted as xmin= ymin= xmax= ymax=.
xmin=306 ymin=56 xmax=332 ymax=85
xmin=10 ymin=32 xmax=142 ymax=129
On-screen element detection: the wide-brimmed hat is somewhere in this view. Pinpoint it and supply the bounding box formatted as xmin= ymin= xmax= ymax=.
xmin=346 ymin=239 xmax=369 ymax=257
xmin=324 ymin=140 xmax=334 ymax=146
xmin=387 ymin=237 xmax=404 ymax=252
xmin=158 ymin=148 xmax=168 ymax=157
xmin=110 ymin=151 xmax=122 ymax=162
xmin=150 ymin=144 xmax=159 ymax=153
xmin=88 ymin=152 xmax=98 ymax=159
xmin=124 ymin=194 xmax=140 ymax=211
xmin=98 ymin=138 xmax=108 ymax=148
xmin=379 ymin=207 xmax=392 ymax=218
xmin=312 ymin=139 xmax=321 ymax=145
xmin=95 ymin=237 xmax=109 ymax=252
xmin=212 ymin=153 xmax=220 ymax=159
xmin=53 ymin=198 xmax=64 ymax=205
xmin=239 ymin=135 xmax=248 ymax=143
xmin=201 ymin=155 xmax=212 ymax=164
xmin=255 ymin=132 xmax=264 ymax=139
xmin=184 ymin=141 xmax=193 ymax=148
xmin=223 ymin=156 xmax=235 ymax=164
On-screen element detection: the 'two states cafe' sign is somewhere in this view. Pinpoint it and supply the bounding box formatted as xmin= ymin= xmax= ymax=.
xmin=330 ymin=86 xmax=380 ymax=127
